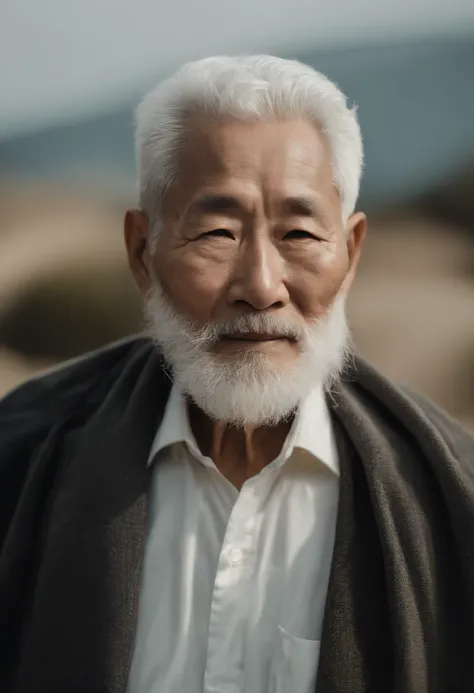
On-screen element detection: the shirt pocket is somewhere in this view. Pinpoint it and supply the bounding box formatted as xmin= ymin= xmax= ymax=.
xmin=270 ymin=625 xmax=320 ymax=693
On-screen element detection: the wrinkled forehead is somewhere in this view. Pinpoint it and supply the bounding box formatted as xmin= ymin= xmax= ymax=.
xmin=162 ymin=116 xmax=338 ymax=214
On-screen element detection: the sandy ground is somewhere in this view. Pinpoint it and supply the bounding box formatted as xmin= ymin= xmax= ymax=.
xmin=1 ymin=182 xmax=473 ymax=432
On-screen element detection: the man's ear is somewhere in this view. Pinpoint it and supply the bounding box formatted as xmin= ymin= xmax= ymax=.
xmin=124 ymin=209 xmax=153 ymax=297
xmin=340 ymin=211 xmax=367 ymax=295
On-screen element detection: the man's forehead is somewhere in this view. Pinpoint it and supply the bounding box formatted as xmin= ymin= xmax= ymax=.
xmin=178 ymin=116 xmax=330 ymax=171
xmin=168 ymin=117 xmax=335 ymax=207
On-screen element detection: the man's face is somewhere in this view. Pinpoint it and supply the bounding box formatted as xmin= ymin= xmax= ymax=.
xmin=125 ymin=117 xmax=366 ymax=425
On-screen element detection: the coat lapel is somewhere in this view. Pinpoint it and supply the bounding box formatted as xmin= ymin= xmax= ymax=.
xmin=16 ymin=345 xmax=171 ymax=693
xmin=316 ymin=408 xmax=393 ymax=693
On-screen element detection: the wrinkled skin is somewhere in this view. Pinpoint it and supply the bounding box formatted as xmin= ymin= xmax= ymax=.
xmin=125 ymin=116 xmax=366 ymax=487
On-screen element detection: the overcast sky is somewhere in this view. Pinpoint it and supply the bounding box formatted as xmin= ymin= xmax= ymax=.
xmin=2 ymin=0 xmax=474 ymax=137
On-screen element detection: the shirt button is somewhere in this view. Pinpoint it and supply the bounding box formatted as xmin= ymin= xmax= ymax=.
xmin=228 ymin=548 xmax=243 ymax=566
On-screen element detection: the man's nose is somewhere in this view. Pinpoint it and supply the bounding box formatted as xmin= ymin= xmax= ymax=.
xmin=226 ymin=238 xmax=290 ymax=311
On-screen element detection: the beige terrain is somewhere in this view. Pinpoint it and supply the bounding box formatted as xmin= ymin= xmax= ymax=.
xmin=1 ymin=179 xmax=474 ymax=432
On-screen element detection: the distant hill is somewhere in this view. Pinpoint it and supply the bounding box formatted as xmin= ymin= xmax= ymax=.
xmin=0 ymin=36 xmax=473 ymax=209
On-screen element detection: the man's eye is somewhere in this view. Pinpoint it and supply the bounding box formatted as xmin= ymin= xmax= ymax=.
xmin=284 ymin=230 xmax=316 ymax=240
xmin=203 ymin=229 xmax=234 ymax=239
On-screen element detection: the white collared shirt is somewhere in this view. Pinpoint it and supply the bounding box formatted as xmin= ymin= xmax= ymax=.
xmin=127 ymin=384 xmax=339 ymax=693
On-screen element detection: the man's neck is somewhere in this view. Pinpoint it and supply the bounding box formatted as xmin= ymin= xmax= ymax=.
xmin=187 ymin=399 xmax=294 ymax=490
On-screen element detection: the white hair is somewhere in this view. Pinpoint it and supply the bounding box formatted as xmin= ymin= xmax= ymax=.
xmin=135 ymin=54 xmax=364 ymax=227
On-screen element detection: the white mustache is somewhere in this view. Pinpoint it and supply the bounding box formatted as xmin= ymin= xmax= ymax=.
xmin=189 ymin=313 xmax=308 ymax=347
xmin=145 ymin=280 xmax=350 ymax=426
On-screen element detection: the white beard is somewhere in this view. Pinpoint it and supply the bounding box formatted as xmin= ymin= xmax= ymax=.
xmin=144 ymin=280 xmax=352 ymax=428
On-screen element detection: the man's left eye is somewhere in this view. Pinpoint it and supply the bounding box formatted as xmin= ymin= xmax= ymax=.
xmin=284 ymin=230 xmax=316 ymax=240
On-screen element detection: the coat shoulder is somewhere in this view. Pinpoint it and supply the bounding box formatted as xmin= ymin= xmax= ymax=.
xmin=0 ymin=335 xmax=155 ymax=551
xmin=0 ymin=334 xmax=152 ymax=443
xmin=402 ymin=385 xmax=474 ymax=457
xmin=344 ymin=354 xmax=474 ymax=459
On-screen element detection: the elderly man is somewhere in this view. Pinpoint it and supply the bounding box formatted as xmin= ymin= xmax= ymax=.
xmin=1 ymin=55 xmax=474 ymax=693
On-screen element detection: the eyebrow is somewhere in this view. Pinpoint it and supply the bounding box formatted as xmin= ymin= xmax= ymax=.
xmin=189 ymin=194 xmax=242 ymax=216
xmin=188 ymin=192 xmax=327 ymax=223
xmin=282 ymin=195 xmax=325 ymax=219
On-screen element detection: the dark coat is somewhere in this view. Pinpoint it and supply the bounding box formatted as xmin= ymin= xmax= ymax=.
xmin=1 ymin=335 xmax=474 ymax=693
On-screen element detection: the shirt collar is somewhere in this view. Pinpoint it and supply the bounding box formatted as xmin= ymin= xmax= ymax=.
xmin=290 ymin=385 xmax=340 ymax=476
xmin=148 ymin=384 xmax=197 ymax=463
xmin=148 ymin=383 xmax=339 ymax=476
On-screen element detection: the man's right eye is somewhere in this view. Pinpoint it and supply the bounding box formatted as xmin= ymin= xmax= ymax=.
xmin=202 ymin=229 xmax=234 ymax=239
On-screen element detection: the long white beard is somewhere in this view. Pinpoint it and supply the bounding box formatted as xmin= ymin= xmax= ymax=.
xmin=145 ymin=280 xmax=351 ymax=427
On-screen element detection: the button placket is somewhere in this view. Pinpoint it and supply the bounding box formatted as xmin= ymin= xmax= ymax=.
xmin=204 ymin=480 xmax=262 ymax=692
xmin=223 ymin=483 xmax=259 ymax=565
xmin=228 ymin=547 xmax=244 ymax=567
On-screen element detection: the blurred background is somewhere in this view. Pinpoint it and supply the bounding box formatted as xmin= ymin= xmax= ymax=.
xmin=1 ymin=0 xmax=474 ymax=430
